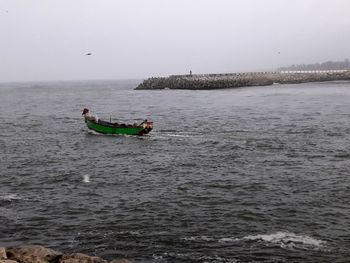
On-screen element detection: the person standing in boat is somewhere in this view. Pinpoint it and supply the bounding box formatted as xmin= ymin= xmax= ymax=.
xmin=82 ymin=108 xmax=98 ymax=122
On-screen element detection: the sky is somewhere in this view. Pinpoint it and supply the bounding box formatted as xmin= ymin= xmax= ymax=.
xmin=1 ymin=0 xmax=350 ymax=82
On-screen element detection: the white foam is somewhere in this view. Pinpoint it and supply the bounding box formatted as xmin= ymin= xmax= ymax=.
xmin=198 ymin=255 xmax=238 ymax=263
xmin=181 ymin=236 xmax=215 ymax=242
xmin=181 ymin=232 xmax=325 ymax=251
xmin=218 ymin=237 xmax=240 ymax=243
xmin=165 ymin=133 xmax=192 ymax=138
xmin=156 ymin=131 xmax=202 ymax=139
xmin=83 ymin=174 xmax=90 ymax=183
xmin=155 ymin=252 xmax=238 ymax=263
xmin=152 ymin=254 xmax=163 ymax=260
xmin=87 ymin=130 xmax=103 ymax=135
xmin=0 ymin=193 xmax=23 ymax=201
xmin=243 ymin=231 xmax=325 ymax=249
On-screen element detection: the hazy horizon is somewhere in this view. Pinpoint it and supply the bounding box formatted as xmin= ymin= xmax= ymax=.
xmin=1 ymin=0 xmax=350 ymax=82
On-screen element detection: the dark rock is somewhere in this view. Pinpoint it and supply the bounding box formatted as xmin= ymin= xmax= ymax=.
xmin=59 ymin=253 xmax=107 ymax=263
xmin=7 ymin=245 xmax=62 ymax=263
xmin=0 ymin=260 xmax=18 ymax=263
xmin=109 ymin=260 xmax=131 ymax=263
xmin=0 ymin=248 xmax=7 ymax=259
xmin=3 ymin=247 xmax=132 ymax=263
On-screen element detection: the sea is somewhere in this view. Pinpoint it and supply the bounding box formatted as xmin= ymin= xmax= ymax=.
xmin=0 ymin=79 xmax=350 ymax=263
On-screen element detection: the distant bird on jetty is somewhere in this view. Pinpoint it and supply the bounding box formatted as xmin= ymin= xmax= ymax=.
xmin=85 ymin=53 xmax=92 ymax=56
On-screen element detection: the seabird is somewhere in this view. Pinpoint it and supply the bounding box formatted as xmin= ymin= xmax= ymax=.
xmin=86 ymin=53 xmax=92 ymax=56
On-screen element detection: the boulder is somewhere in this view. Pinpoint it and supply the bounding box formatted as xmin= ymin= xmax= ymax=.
xmin=0 ymin=248 xmax=7 ymax=259
xmin=59 ymin=253 xmax=107 ymax=263
xmin=0 ymin=260 xmax=18 ymax=263
xmin=109 ymin=260 xmax=132 ymax=263
xmin=6 ymin=245 xmax=62 ymax=263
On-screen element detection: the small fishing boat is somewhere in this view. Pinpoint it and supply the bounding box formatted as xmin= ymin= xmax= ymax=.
xmin=82 ymin=108 xmax=153 ymax=135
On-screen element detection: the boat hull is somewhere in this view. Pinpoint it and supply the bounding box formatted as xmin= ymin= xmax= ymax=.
xmin=85 ymin=118 xmax=152 ymax=135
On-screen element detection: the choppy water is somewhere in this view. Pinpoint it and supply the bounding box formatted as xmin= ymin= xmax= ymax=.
xmin=1 ymin=80 xmax=350 ymax=263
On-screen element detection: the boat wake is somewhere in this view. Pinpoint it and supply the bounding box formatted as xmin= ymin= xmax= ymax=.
xmin=161 ymin=133 xmax=194 ymax=138
xmin=87 ymin=130 xmax=104 ymax=136
xmin=152 ymin=131 xmax=204 ymax=141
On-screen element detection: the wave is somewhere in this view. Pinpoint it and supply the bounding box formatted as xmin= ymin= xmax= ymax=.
xmin=156 ymin=132 xmax=196 ymax=138
xmin=218 ymin=237 xmax=240 ymax=243
xmin=115 ymin=230 xmax=141 ymax=236
xmin=162 ymin=133 xmax=193 ymax=138
xmin=182 ymin=231 xmax=325 ymax=250
xmin=153 ymin=252 xmax=238 ymax=263
xmin=181 ymin=236 xmax=215 ymax=242
xmin=243 ymin=231 xmax=325 ymax=250
xmin=0 ymin=193 xmax=25 ymax=202
xmin=82 ymin=174 xmax=90 ymax=183
xmin=86 ymin=130 xmax=121 ymax=136
xmin=0 ymin=207 xmax=17 ymax=219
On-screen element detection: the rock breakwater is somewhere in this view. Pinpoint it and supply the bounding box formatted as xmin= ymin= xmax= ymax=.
xmin=135 ymin=70 xmax=350 ymax=90
xmin=0 ymin=245 xmax=131 ymax=263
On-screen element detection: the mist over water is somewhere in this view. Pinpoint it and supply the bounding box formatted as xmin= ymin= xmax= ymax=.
xmin=1 ymin=80 xmax=350 ymax=262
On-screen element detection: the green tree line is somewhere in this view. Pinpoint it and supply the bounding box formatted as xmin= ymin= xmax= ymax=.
xmin=278 ymin=59 xmax=350 ymax=71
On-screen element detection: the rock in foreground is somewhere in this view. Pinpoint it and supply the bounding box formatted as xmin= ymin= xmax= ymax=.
xmin=6 ymin=245 xmax=62 ymax=263
xmin=1 ymin=246 xmax=131 ymax=263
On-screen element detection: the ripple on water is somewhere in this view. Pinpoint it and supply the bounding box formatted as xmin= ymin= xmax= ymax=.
xmin=1 ymin=81 xmax=350 ymax=263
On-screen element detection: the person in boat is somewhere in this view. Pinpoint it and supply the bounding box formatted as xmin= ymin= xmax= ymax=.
xmin=140 ymin=119 xmax=153 ymax=129
xmin=82 ymin=108 xmax=98 ymax=122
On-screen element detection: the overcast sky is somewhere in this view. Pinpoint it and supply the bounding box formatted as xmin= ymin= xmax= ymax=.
xmin=1 ymin=0 xmax=350 ymax=82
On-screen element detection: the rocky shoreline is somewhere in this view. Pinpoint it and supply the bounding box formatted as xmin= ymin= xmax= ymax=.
xmin=135 ymin=70 xmax=350 ymax=90
xmin=0 ymin=245 xmax=131 ymax=263
xmin=2 ymin=245 xmax=350 ymax=263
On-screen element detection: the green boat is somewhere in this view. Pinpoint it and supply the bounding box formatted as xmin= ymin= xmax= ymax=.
xmin=82 ymin=108 xmax=153 ymax=135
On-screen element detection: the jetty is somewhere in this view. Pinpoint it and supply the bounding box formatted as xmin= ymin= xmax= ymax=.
xmin=135 ymin=70 xmax=350 ymax=90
